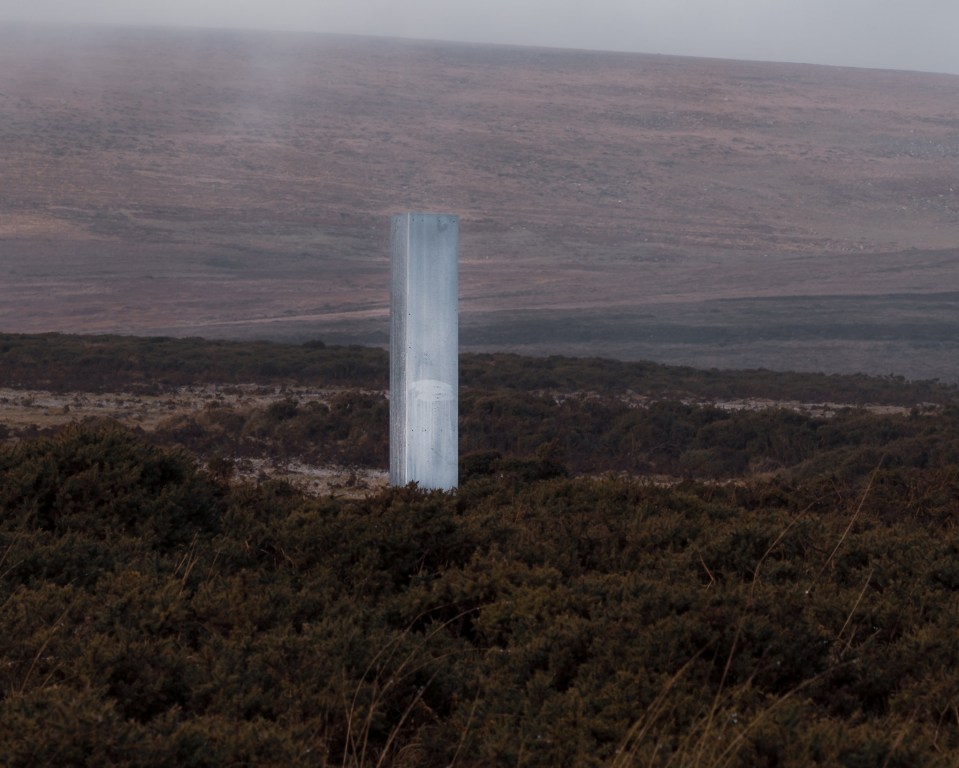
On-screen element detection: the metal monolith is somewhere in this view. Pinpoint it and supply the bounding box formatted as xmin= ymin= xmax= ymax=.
xmin=390 ymin=213 xmax=458 ymax=490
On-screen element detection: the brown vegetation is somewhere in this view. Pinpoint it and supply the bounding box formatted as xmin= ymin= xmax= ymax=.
xmin=2 ymin=335 xmax=959 ymax=764
xmin=3 ymin=423 xmax=959 ymax=766
xmin=1 ymin=24 xmax=959 ymax=378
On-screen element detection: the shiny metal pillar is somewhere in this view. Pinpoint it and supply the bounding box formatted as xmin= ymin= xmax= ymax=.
xmin=390 ymin=213 xmax=458 ymax=490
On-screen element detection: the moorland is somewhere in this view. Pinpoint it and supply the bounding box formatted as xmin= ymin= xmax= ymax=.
xmin=2 ymin=333 xmax=959 ymax=765
xmin=2 ymin=24 xmax=959 ymax=379
xmin=4 ymin=20 xmax=959 ymax=766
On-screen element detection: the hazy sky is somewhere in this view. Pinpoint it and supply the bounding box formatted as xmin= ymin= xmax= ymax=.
xmin=3 ymin=0 xmax=959 ymax=76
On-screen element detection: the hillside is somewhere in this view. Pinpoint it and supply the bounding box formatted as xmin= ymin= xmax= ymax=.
xmin=2 ymin=336 xmax=959 ymax=765
xmin=2 ymin=24 xmax=958 ymax=379
xmin=2 ymin=333 xmax=959 ymax=481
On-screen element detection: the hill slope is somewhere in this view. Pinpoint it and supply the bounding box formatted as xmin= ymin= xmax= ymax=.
xmin=3 ymin=423 xmax=959 ymax=766
xmin=2 ymin=24 xmax=958 ymax=378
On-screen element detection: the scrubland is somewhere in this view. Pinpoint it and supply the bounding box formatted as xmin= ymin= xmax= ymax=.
xmin=2 ymin=334 xmax=959 ymax=765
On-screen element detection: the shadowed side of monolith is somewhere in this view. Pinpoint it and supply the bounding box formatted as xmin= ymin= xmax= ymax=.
xmin=390 ymin=213 xmax=458 ymax=490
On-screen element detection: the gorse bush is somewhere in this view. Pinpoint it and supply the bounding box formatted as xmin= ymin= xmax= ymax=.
xmin=0 ymin=333 xmax=389 ymax=392
xmin=2 ymin=332 xmax=957 ymax=405
xmin=151 ymin=388 xmax=959 ymax=483
xmin=2 ymin=426 xmax=959 ymax=766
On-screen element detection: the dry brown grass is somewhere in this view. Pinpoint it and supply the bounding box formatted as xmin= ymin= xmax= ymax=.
xmin=2 ymin=24 xmax=958 ymax=377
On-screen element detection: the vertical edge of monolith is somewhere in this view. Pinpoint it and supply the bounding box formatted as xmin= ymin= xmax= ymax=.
xmin=389 ymin=214 xmax=409 ymax=487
